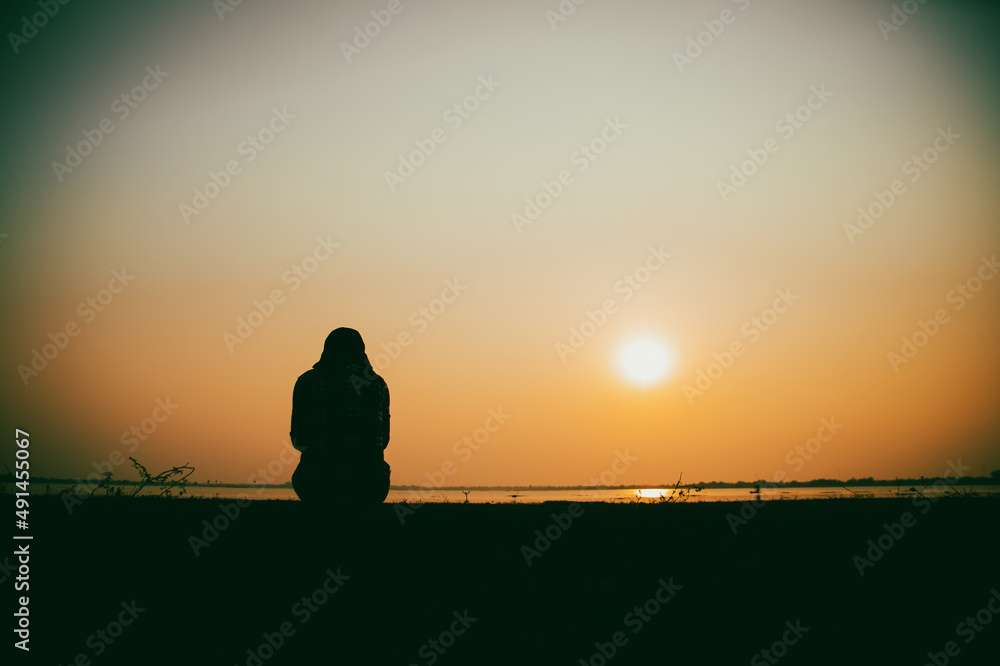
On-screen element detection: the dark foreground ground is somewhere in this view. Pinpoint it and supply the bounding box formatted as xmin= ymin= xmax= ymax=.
xmin=13 ymin=495 xmax=1000 ymax=665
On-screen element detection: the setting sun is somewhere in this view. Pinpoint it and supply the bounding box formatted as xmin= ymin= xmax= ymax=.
xmin=617 ymin=337 xmax=676 ymax=387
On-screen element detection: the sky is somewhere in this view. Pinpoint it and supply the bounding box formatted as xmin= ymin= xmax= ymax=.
xmin=2 ymin=0 xmax=999 ymax=488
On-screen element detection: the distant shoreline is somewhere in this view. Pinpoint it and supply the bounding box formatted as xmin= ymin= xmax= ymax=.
xmin=10 ymin=473 xmax=1000 ymax=490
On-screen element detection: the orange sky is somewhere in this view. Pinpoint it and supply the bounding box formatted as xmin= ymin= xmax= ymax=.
xmin=2 ymin=0 xmax=999 ymax=487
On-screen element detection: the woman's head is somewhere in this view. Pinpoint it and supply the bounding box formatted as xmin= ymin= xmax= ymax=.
xmin=314 ymin=327 xmax=367 ymax=368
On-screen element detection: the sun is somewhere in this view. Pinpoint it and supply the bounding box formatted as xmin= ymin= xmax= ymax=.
xmin=617 ymin=337 xmax=676 ymax=387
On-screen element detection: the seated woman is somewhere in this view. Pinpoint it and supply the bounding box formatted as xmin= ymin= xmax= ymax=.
xmin=290 ymin=327 xmax=390 ymax=506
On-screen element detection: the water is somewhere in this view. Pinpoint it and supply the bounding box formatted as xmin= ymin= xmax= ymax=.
xmin=34 ymin=483 xmax=997 ymax=503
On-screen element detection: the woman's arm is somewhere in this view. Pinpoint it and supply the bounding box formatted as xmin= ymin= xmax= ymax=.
xmin=290 ymin=374 xmax=311 ymax=451
xmin=381 ymin=383 xmax=390 ymax=449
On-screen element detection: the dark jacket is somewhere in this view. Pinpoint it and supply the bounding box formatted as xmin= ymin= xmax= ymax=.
xmin=290 ymin=328 xmax=390 ymax=484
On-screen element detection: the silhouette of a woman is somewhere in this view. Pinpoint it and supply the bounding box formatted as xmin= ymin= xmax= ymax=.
xmin=290 ymin=328 xmax=390 ymax=505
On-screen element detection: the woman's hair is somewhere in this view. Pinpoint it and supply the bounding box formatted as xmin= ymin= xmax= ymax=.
xmin=313 ymin=327 xmax=368 ymax=369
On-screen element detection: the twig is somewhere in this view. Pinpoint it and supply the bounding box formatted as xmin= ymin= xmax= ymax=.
xmin=839 ymin=483 xmax=862 ymax=497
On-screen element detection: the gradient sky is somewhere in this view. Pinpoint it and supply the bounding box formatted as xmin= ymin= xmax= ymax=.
xmin=3 ymin=0 xmax=999 ymax=487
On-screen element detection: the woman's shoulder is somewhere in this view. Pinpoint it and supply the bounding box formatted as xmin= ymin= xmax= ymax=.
xmin=295 ymin=368 xmax=320 ymax=383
